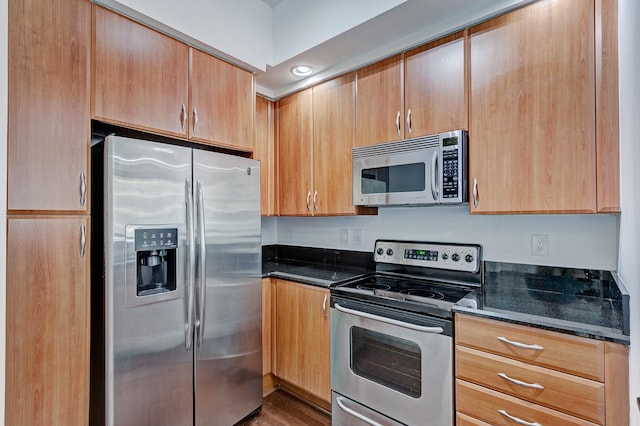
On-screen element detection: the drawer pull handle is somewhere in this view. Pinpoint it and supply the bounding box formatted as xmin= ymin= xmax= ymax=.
xmin=498 ymin=409 xmax=542 ymax=426
xmin=497 ymin=336 xmax=544 ymax=351
xmin=497 ymin=372 xmax=544 ymax=390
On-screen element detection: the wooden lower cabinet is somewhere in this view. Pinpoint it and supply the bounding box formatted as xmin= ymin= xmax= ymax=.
xmin=454 ymin=314 xmax=629 ymax=425
xmin=273 ymin=279 xmax=331 ymax=408
xmin=6 ymin=216 xmax=90 ymax=425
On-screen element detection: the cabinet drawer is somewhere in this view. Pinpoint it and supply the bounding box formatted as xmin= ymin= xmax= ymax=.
xmin=456 ymin=412 xmax=492 ymax=426
xmin=455 ymin=314 xmax=604 ymax=381
xmin=456 ymin=345 xmax=605 ymax=424
xmin=456 ymin=379 xmax=599 ymax=426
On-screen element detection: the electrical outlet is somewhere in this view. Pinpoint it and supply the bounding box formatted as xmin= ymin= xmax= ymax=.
xmin=531 ymin=234 xmax=549 ymax=256
xmin=340 ymin=228 xmax=349 ymax=245
xmin=352 ymin=229 xmax=362 ymax=246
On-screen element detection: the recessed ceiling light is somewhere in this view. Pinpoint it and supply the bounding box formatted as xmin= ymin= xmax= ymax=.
xmin=291 ymin=65 xmax=313 ymax=77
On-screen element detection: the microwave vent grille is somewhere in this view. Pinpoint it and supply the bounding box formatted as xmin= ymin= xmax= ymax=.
xmin=353 ymin=135 xmax=440 ymax=158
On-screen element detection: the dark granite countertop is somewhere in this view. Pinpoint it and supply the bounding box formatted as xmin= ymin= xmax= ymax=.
xmin=453 ymin=262 xmax=630 ymax=345
xmin=262 ymin=245 xmax=374 ymax=288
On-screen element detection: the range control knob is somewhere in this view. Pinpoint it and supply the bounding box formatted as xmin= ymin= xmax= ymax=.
xmin=451 ymin=253 xmax=460 ymax=262
xmin=465 ymin=254 xmax=474 ymax=263
xmin=441 ymin=253 xmax=449 ymax=260
xmin=386 ymin=248 xmax=394 ymax=256
xmin=376 ymin=247 xmax=384 ymax=255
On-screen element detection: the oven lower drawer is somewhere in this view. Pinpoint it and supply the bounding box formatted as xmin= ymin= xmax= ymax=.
xmin=330 ymin=297 xmax=453 ymax=426
xmin=332 ymin=392 xmax=404 ymax=426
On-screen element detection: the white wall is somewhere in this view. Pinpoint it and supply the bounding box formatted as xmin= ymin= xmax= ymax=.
xmin=618 ymin=0 xmax=640 ymax=423
xmin=1 ymin=0 xmax=7 ymax=422
xmin=268 ymin=208 xmax=619 ymax=269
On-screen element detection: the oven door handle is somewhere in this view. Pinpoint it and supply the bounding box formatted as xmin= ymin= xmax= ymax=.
xmin=334 ymin=303 xmax=444 ymax=333
xmin=335 ymin=396 xmax=385 ymax=426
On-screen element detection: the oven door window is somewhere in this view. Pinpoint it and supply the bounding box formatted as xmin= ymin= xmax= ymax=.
xmin=350 ymin=326 xmax=421 ymax=398
xmin=360 ymin=162 xmax=426 ymax=194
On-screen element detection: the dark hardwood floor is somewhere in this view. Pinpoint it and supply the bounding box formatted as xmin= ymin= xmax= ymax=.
xmin=237 ymin=390 xmax=331 ymax=426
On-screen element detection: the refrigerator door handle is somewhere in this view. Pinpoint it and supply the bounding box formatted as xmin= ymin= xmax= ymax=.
xmin=196 ymin=180 xmax=207 ymax=348
xmin=185 ymin=179 xmax=196 ymax=352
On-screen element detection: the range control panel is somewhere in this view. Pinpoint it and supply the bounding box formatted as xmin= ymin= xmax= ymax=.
xmin=374 ymin=240 xmax=481 ymax=273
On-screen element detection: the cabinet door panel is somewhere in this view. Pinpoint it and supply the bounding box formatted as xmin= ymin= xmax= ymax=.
xmin=313 ymin=73 xmax=358 ymax=215
xmin=255 ymin=96 xmax=278 ymax=215
xmin=278 ymin=89 xmax=313 ymax=216
xmin=274 ymin=280 xmax=330 ymax=402
xmin=356 ymin=55 xmax=404 ymax=146
xmin=6 ymin=217 xmax=90 ymax=425
xmin=190 ymin=48 xmax=255 ymax=151
xmin=405 ymin=32 xmax=467 ymax=137
xmin=8 ymin=0 xmax=90 ymax=212
xmin=469 ymin=0 xmax=596 ymax=214
xmin=92 ymin=5 xmax=189 ymax=137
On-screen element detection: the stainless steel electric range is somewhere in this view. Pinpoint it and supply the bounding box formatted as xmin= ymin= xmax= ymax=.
xmin=330 ymin=240 xmax=482 ymax=426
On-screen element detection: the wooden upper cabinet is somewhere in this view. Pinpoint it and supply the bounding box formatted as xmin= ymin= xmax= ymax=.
xmin=595 ymin=0 xmax=620 ymax=213
xmin=189 ymin=48 xmax=255 ymax=151
xmin=92 ymin=5 xmax=189 ymax=138
xmin=6 ymin=217 xmax=90 ymax=425
xmin=278 ymin=88 xmax=314 ymax=216
xmin=8 ymin=0 xmax=90 ymax=212
xmin=356 ymin=55 xmax=404 ymax=146
xmin=313 ymin=73 xmax=362 ymax=216
xmin=255 ymin=96 xmax=278 ymax=216
xmin=92 ymin=6 xmax=255 ymax=152
xmin=468 ymin=0 xmax=597 ymax=214
xmin=405 ymin=31 xmax=467 ymax=137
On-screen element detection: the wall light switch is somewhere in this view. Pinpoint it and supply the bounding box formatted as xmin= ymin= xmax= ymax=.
xmin=531 ymin=234 xmax=549 ymax=256
xmin=340 ymin=228 xmax=349 ymax=245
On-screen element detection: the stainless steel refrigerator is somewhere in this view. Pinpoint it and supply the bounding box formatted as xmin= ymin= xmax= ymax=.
xmin=90 ymin=135 xmax=262 ymax=425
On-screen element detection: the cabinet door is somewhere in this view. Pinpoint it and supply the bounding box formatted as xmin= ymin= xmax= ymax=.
xmin=255 ymin=96 xmax=278 ymax=215
xmin=274 ymin=280 xmax=331 ymax=403
xmin=356 ymin=55 xmax=404 ymax=146
xmin=313 ymin=73 xmax=358 ymax=215
xmin=6 ymin=217 xmax=90 ymax=425
xmin=8 ymin=0 xmax=90 ymax=212
xmin=278 ymin=89 xmax=314 ymax=216
xmin=189 ymin=48 xmax=255 ymax=151
xmin=262 ymin=278 xmax=273 ymax=376
xmin=468 ymin=0 xmax=596 ymax=214
xmin=405 ymin=32 xmax=467 ymax=137
xmin=92 ymin=5 xmax=189 ymax=138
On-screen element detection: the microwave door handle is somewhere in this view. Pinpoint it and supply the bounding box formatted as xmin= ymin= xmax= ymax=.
xmin=431 ymin=151 xmax=438 ymax=201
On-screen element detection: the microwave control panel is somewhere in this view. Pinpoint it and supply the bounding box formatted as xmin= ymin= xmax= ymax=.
xmin=442 ymin=148 xmax=459 ymax=199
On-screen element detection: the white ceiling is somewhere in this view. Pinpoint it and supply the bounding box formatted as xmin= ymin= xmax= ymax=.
xmin=256 ymin=0 xmax=533 ymax=99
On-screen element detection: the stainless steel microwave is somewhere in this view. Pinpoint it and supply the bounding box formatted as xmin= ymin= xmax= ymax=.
xmin=353 ymin=130 xmax=467 ymax=206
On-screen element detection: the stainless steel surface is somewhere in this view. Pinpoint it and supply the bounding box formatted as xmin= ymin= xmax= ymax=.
xmin=497 ymin=373 xmax=544 ymax=390
xmin=306 ymin=190 xmax=311 ymax=212
xmin=334 ymin=303 xmax=443 ymax=333
xmin=313 ymin=190 xmax=318 ymax=211
xmin=322 ymin=294 xmax=328 ymax=319
xmin=406 ymin=108 xmax=412 ymax=135
xmin=472 ymin=177 xmax=478 ymax=208
xmin=192 ymin=148 xmax=262 ymax=426
xmin=496 ymin=336 xmax=544 ymax=351
xmin=92 ymin=135 xmax=261 ymax=426
xmin=498 ymin=409 xmax=542 ymax=426
xmin=353 ymin=130 xmax=467 ymax=206
xmin=332 ymin=393 xmax=404 ymax=426
xmin=331 ymin=302 xmax=453 ymax=426
xmin=181 ymin=103 xmax=187 ymax=131
xmin=80 ymin=223 xmax=86 ymax=257
xmin=193 ymin=107 xmax=199 ymax=134
xmin=80 ymin=171 xmax=87 ymax=206
xmin=373 ymin=240 xmax=481 ymax=274
xmin=395 ymin=111 xmax=401 ymax=136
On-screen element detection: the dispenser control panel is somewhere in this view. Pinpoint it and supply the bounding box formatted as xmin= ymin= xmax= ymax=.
xmin=135 ymin=228 xmax=178 ymax=251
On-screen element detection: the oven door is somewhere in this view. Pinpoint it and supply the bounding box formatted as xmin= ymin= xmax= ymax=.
xmin=330 ymin=297 xmax=453 ymax=426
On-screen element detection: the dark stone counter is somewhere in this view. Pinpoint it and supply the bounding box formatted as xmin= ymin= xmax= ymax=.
xmin=453 ymin=261 xmax=630 ymax=345
xmin=262 ymin=245 xmax=374 ymax=288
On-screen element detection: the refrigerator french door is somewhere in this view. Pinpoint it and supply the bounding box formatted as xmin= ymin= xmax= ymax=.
xmin=90 ymin=135 xmax=262 ymax=426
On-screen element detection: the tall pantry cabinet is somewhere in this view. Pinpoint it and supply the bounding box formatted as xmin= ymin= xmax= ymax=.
xmin=6 ymin=0 xmax=91 ymax=424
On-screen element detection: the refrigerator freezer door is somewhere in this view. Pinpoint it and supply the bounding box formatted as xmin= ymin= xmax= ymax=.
xmin=105 ymin=136 xmax=194 ymax=426
xmin=193 ymin=150 xmax=262 ymax=426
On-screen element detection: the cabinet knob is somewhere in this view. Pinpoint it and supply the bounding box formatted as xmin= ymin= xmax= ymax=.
xmin=395 ymin=111 xmax=401 ymax=137
xmin=180 ymin=104 xmax=187 ymax=132
xmin=472 ymin=178 xmax=479 ymax=208
xmin=80 ymin=172 xmax=87 ymax=207
xmin=406 ymin=108 xmax=412 ymax=135
xmin=193 ymin=107 xmax=199 ymax=134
